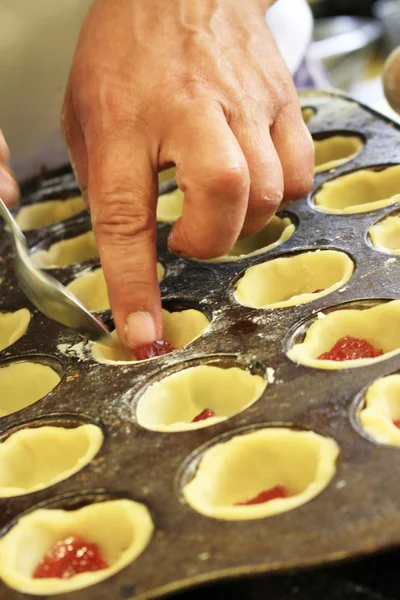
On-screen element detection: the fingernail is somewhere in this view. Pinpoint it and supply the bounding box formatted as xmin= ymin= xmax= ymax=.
xmin=0 ymin=166 xmax=19 ymax=207
xmin=124 ymin=311 xmax=157 ymax=348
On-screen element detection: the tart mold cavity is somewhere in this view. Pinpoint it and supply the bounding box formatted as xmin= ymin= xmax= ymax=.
xmin=313 ymin=132 xmax=364 ymax=173
xmin=312 ymin=164 xmax=400 ymax=215
xmin=286 ymin=299 xmax=400 ymax=370
xmin=234 ymin=249 xmax=354 ymax=309
xmin=15 ymin=196 xmax=86 ymax=231
xmin=355 ymin=373 xmax=400 ymax=446
xmin=0 ymin=498 xmax=154 ymax=595
xmin=180 ymin=427 xmax=339 ymax=520
xmin=369 ymin=210 xmax=400 ymax=255
xmin=135 ymin=359 xmax=267 ymax=432
xmin=0 ymin=308 xmax=31 ymax=352
xmin=30 ymin=224 xmax=98 ymax=269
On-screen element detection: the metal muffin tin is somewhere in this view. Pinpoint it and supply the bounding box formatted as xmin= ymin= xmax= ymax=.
xmin=1 ymin=89 xmax=400 ymax=600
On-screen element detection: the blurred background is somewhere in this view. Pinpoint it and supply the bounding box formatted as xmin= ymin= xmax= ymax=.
xmin=1 ymin=0 xmax=400 ymax=180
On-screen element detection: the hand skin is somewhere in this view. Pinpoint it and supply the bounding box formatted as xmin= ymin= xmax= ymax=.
xmin=62 ymin=0 xmax=315 ymax=350
xmin=0 ymin=129 xmax=20 ymax=208
xmin=383 ymin=47 xmax=400 ymax=114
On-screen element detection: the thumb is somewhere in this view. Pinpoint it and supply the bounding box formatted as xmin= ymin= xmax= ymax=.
xmin=383 ymin=47 xmax=400 ymax=114
xmin=86 ymin=128 xmax=161 ymax=349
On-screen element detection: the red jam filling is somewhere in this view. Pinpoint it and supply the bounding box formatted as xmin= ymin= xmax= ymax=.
xmin=393 ymin=420 xmax=400 ymax=429
xmin=33 ymin=536 xmax=108 ymax=580
xmin=133 ymin=340 xmax=175 ymax=361
xmin=312 ymin=289 xmax=324 ymax=294
xmin=192 ymin=408 xmax=216 ymax=422
xmin=235 ymin=485 xmax=288 ymax=506
xmin=317 ymin=336 xmax=384 ymax=361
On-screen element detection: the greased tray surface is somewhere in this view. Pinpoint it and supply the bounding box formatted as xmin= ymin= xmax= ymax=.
xmin=1 ymin=90 xmax=400 ymax=600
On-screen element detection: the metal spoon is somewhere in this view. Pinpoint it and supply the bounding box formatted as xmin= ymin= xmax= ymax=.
xmin=0 ymin=197 xmax=114 ymax=346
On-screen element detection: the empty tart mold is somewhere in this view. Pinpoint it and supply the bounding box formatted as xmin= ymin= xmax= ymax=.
xmin=234 ymin=250 xmax=353 ymax=309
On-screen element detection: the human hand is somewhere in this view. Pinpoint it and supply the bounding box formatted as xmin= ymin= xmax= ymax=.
xmin=0 ymin=129 xmax=20 ymax=208
xmin=62 ymin=0 xmax=314 ymax=349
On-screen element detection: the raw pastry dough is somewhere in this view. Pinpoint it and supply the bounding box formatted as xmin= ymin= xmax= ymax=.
xmin=0 ymin=499 xmax=153 ymax=595
xmin=314 ymin=135 xmax=363 ymax=173
xmin=31 ymin=231 xmax=98 ymax=268
xmin=0 ymin=361 xmax=61 ymax=418
xmin=15 ymin=197 xmax=85 ymax=231
xmin=66 ymin=263 xmax=164 ymax=312
xmin=314 ymin=164 xmax=400 ymax=214
xmin=183 ymin=428 xmax=339 ymax=520
xmin=288 ymin=300 xmax=400 ymax=370
xmin=92 ymin=308 xmax=209 ymax=364
xmin=158 ymin=167 xmax=176 ymax=183
xmin=0 ymin=309 xmax=31 ymax=352
xmin=234 ymin=250 xmax=353 ymax=309
xmin=360 ymin=375 xmax=400 ymax=446
xmin=0 ymin=424 xmax=103 ymax=497
xmin=302 ymin=107 xmax=315 ymax=124
xmin=209 ymin=216 xmax=294 ymax=262
xmin=369 ymin=214 xmax=400 ymax=254
xmin=137 ymin=365 xmax=266 ymax=432
xmin=156 ymin=188 xmax=184 ymax=222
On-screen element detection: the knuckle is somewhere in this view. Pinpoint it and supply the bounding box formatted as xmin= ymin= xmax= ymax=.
xmin=198 ymin=164 xmax=249 ymax=199
xmin=92 ymin=190 xmax=153 ymax=245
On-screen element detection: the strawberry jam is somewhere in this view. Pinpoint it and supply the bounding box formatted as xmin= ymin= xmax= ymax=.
xmin=393 ymin=420 xmax=400 ymax=429
xmin=235 ymin=485 xmax=288 ymax=506
xmin=192 ymin=408 xmax=216 ymax=422
xmin=133 ymin=340 xmax=175 ymax=360
xmin=318 ymin=336 xmax=383 ymax=361
xmin=33 ymin=536 xmax=108 ymax=579
xmin=313 ymin=289 xmax=324 ymax=294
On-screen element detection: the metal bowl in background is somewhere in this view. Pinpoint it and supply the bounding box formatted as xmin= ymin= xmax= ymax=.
xmin=373 ymin=0 xmax=400 ymax=53
xmin=309 ymin=16 xmax=383 ymax=91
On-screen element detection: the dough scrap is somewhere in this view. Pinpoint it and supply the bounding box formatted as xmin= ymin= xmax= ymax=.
xmin=360 ymin=375 xmax=400 ymax=446
xmin=0 ymin=362 xmax=61 ymax=418
xmin=314 ymin=164 xmax=400 ymax=214
xmin=66 ymin=263 xmax=164 ymax=312
xmin=15 ymin=197 xmax=85 ymax=231
xmin=156 ymin=188 xmax=184 ymax=222
xmin=137 ymin=365 xmax=266 ymax=432
xmin=0 ymin=309 xmax=31 ymax=352
xmin=208 ymin=215 xmax=294 ymax=262
xmin=314 ymin=135 xmax=363 ymax=173
xmin=92 ymin=308 xmax=209 ymax=364
xmin=369 ymin=214 xmax=400 ymax=254
xmin=31 ymin=231 xmax=98 ymax=268
xmin=0 ymin=424 xmax=103 ymax=497
xmin=288 ymin=300 xmax=400 ymax=370
xmin=302 ymin=107 xmax=315 ymax=124
xmin=183 ymin=428 xmax=339 ymax=520
xmin=234 ymin=250 xmax=353 ymax=309
xmin=0 ymin=499 xmax=154 ymax=595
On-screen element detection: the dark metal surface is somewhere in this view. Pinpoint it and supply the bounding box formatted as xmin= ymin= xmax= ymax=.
xmin=0 ymin=90 xmax=400 ymax=599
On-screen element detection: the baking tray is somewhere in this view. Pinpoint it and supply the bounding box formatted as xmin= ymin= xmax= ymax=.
xmin=1 ymin=89 xmax=400 ymax=600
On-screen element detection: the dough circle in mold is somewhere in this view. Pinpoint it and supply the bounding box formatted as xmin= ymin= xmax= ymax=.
xmin=369 ymin=214 xmax=400 ymax=254
xmin=92 ymin=308 xmax=209 ymax=363
xmin=314 ymin=135 xmax=363 ymax=173
xmin=66 ymin=263 xmax=164 ymax=312
xmin=15 ymin=196 xmax=85 ymax=231
xmin=313 ymin=164 xmax=400 ymax=214
xmin=156 ymin=187 xmax=184 ymax=222
xmin=137 ymin=365 xmax=266 ymax=432
xmin=182 ymin=428 xmax=339 ymax=520
xmin=0 ymin=499 xmax=154 ymax=595
xmin=206 ymin=215 xmax=294 ymax=262
xmin=31 ymin=231 xmax=98 ymax=268
xmin=288 ymin=300 xmax=400 ymax=370
xmin=0 ymin=361 xmax=61 ymax=418
xmin=0 ymin=308 xmax=31 ymax=352
xmin=0 ymin=424 xmax=103 ymax=497
xmin=302 ymin=107 xmax=315 ymax=124
xmin=234 ymin=250 xmax=353 ymax=309
xmin=360 ymin=374 xmax=400 ymax=446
